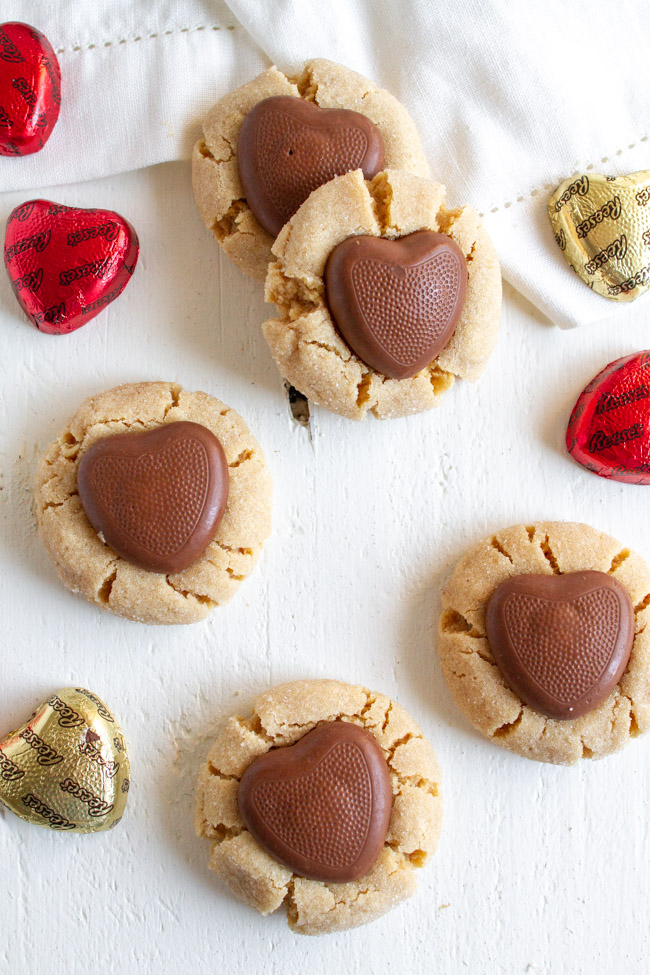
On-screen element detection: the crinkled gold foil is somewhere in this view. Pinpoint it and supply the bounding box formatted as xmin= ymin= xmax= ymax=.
xmin=548 ymin=170 xmax=650 ymax=302
xmin=0 ymin=687 xmax=129 ymax=832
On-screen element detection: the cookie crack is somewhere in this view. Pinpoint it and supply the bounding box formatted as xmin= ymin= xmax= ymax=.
xmin=164 ymin=577 xmax=216 ymax=607
xmin=228 ymin=448 xmax=254 ymax=468
xmin=634 ymin=593 xmax=650 ymax=615
xmin=440 ymin=608 xmax=484 ymax=638
xmin=540 ymin=534 xmax=561 ymax=574
xmin=162 ymin=385 xmax=182 ymax=418
xmin=211 ymin=199 xmax=249 ymax=242
xmin=490 ymin=536 xmax=514 ymax=564
xmin=212 ymin=541 xmax=254 ymax=556
xmin=492 ymin=708 xmax=524 ymax=739
xmin=356 ymin=372 xmax=374 ymax=409
xmin=42 ymin=491 xmax=79 ymax=511
xmin=608 ymin=549 xmax=631 ymax=573
xmin=429 ymin=367 xmax=454 ymax=396
xmin=97 ymin=563 xmax=119 ymax=605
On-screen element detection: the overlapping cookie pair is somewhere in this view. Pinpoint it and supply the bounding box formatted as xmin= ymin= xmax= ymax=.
xmin=193 ymin=59 xmax=502 ymax=420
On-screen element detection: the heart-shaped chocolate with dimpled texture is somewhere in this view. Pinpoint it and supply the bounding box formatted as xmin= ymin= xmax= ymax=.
xmin=0 ymin=22 xmax=61 ymax=156
xmin=486 ymin=571 xmax=634 ymax=720
xmin=325 ymin=230 xmax=467 ymax=379
xmin=77 ymin=421 xmax=229 ymax=574
xmin=238 ymin=95 xmax=385 ymax=237
xmin=238 ymin=722 xmax=393 ymax=883
xmin=0 ymin=687 xmax=129 ymax=833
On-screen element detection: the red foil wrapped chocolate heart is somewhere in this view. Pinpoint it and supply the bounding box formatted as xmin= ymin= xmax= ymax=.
xmin=486 ymin=572 xmax=634 ymax=720
xmin=77 ymin=422 xmax=229 ymax=574
xmin=325 ymin=230 xmax=467 ymax=379
xmin=0 ymin=22 xmax=61 ymax=156
xmin=4 ymin=199 xmax=139 ymax=334
xmin=566 ymin=351 xmax=650 ymax=483
xmin=238 ymin=722 xmax=393 ymax=883
xmin=238 ymin=96 xmax=385 ymax=237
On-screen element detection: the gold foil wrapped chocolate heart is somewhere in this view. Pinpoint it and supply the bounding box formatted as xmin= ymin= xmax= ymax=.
xmin=0 ymin=687 xmax=129 ymax=832
xmin=548 ymin=170 xmax=650 ymax=302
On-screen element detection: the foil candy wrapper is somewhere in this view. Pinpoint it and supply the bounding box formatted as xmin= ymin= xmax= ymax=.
xmin=566 ymin=351 xmax=650 ymax=484
xmin=0 ymin=22 xmax=61 ymax=156
xmin=0 ymin=687 xmax=130 ymax=832
xmin=548 ymin=170 xmax=650 ymax=302
xmin=3 ymin=199 xmax=139 ymax=334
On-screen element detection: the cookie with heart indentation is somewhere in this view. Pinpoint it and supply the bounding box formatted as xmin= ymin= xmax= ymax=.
xmin=195 ymin=679 xmax=443 ymax=934
xmin=192 ymin=58 xmax=430 ymax=281
xmin=438 ymin=521 xmax=650 ymax=764
xmin=34 ymin=382 xmax=272 ymax=625
xmin=263 ymin=168 xmax=501 ymax=420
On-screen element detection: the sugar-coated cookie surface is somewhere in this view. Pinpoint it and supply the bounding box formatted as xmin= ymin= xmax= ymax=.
xmin=192 ymin=58 xmax=430 ymax=281
xmin=195 ymin=679 xmax=442 ymax=935
xmin=263 ymin=168 xmax=502 ymax=420
xmin=438 ymin=522 xmax=650 ymax=765
xmin=33 ymin=382 xmax=272 ymax=625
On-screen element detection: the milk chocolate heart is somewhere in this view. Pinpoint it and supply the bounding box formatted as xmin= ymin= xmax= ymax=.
xmin=0 ymin=687 xmax=129 ymax=832
xmin=4 ymin=199 xmax=139 ymax=334
xmin=566 ymin=351 xmax=650 ymax=483
xmin=325 ymin=230 xmax=467 ymax=379
xmin=548 ymin=171 xmax=650 ymax=302
xmin=486 ymin=572 xmax=634 ymax=720
xmin=238 ymin=96 xmax=385 ymax=237
xmin=77 ymin=422 xmax=229 ymax=574
xmin=238 ymin=722 xmax=392 ymax=883
xmin=0 ymin=22 xmax=61 ymax=156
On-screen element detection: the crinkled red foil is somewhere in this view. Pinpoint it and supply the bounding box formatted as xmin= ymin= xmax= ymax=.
xmin=566 ymin=351 xmax=650 ymax=484
xmin=0 ymin=22 xmax=61 ymax=156
xmin=3 ymin=200 xmax=139 ymax=334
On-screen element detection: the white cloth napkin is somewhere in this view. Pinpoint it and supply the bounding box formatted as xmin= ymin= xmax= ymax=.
xmin=2 ymin=0 xmax=649 ymax=329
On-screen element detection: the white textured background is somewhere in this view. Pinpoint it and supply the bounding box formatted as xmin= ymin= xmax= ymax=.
xmin=0 ymin=162 xmax=649 ymax=974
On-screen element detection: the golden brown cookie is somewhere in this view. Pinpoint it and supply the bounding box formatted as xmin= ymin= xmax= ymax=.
xmin=438 ymin=522 xmax=650 ymax=764
xmin=195 ymin=679 xmax=442 ymax=934
xmin=34 ymin=382 xmax=272 ymax=625
xmin=262 ymin=168 xmax=502 ymax=420
xmin=192 ymin=58 xmax=430 ymax=281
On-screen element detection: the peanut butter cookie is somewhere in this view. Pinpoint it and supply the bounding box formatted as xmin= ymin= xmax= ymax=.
xmin=438 ymin=521 xmax=650 ymax=764
xmin=34 ymin=382 xmax=272 ymax=625
xmin=263 ymin=168 xmax=501 ymax=419
xmin=192 ymin=58 xmax=430 ymax=281
xmin=195 ymin=679 xmax=442 ymax=934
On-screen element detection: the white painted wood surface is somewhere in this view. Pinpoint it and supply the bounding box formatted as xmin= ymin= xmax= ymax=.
xmin=0 ymin=162 xmax=648 ymax=975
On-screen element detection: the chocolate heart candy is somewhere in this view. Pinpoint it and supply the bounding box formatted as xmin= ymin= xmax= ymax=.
xmin=486 ymin=572 xmax=634 ymax=720
xmin=77 ymin=421 xmax=229 ymax=574
xmin=0 ymin=22 xmax=61 ymax=156
xmin=238 ymin=722 xmax=393 ymax=883
xmin=3 ymin=199 xmax=139 ymax=334
xmin=325 ymin=230 xmax=467 ymax=379
xmin=238 ymin=96 xmax=385 ymax=237
xmin=0 ymin=687 xmax=129 ymax=832
xmin=567 ymin=351 xmax=650 ymax=483
xmin=548 ymin=171 xmax=650 ymax=302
